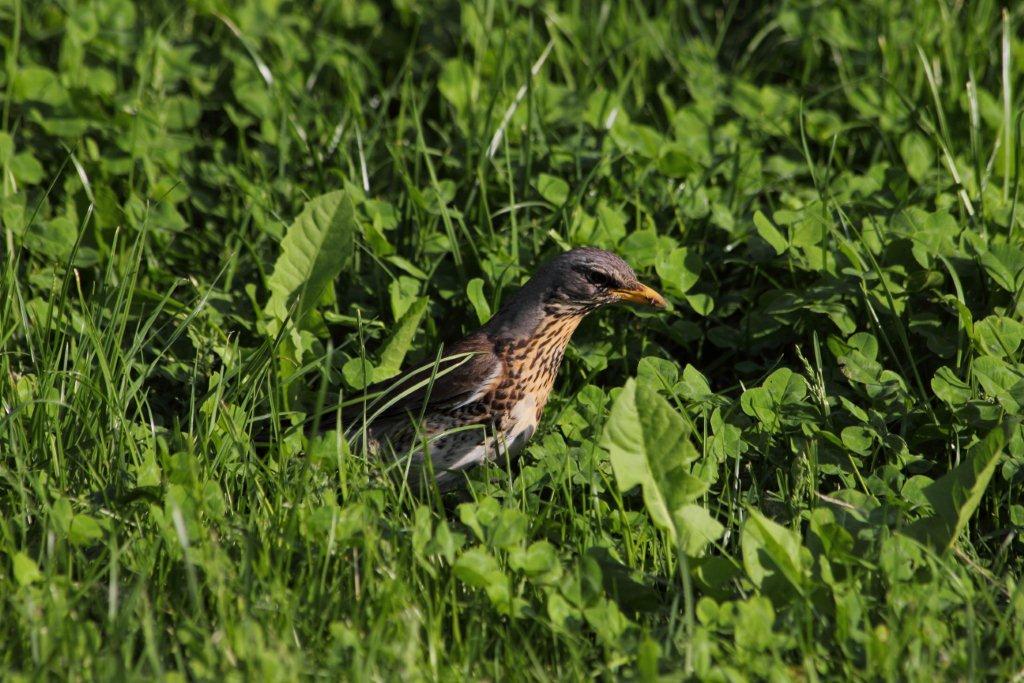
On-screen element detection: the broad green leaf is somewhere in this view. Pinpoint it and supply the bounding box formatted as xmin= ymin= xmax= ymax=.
xmin=421 ymin=180 xmax=456 ymax=216
xmin=679 ymin=364 xmax=713 ymax=402
xmin=610 ymin=120 xmax=664 ymax=158
xmin=593 ymin=201 xmax=628 ymax=246
xmin=11 ymin=66 xmax=67 ymax=105
xmin=709 ymin=409 xmax=747 ymax=460
xmin=342 ymin=357 xmax=375 ymax=390
xmin=438 ymin=60 xmax=479 ymax=114
xmin=980 ymin=244 xmax=1024 ymax=292
xmin=840 ymin=426 xmax=874 ymax=454
xmin=905 ymin=422 xmax=1011 ymax=551
xmin=453 ymin=547 xmax=503 ymax=587
xmin=374 ymin=297 xmax=429 ymax=382
xmin=742 ymin=508 xmax=807 ymax=595
xmin=636 ymin=356 xmax=679 ymax=388
xmin=619 ymin=229 xmax=667 ymax=269
xmin=509 ymin=541 xmax=562 ymax=584
xmin=0 ymin=132 xmax=12 ymax=164
xmin=753 ymin=210 xmax=788 ymax=255
xmin=671 ymin=108 xmax=712 ymax=160
xmin=10 ymin=152 xmax=45 ymax=185
xmin=389 ymin=275 xmax=421 ymax=320
xmin=13 ymin=552 xmax=42 ymax=586
xmin=459 ymin=498 xmax=528 ymax=548
xmin=899 ymin=131 xmax=934 ymax=182
xmin=385 ymin=253 xmax=427 ymax=279
xmin=602 ymin=379 xmax=705 ymax=549
xmin=808 ymin=507 xmax=854 ymax=560
xmin=426 ymin=517 xmax=461 ymax=562
xmin=830 ymin=333 xmax=885 ymax=385
xmin=763 ymin=367 xmax=808 ymax=403
xmin=536 ymin=174 xmax=570 ymax=205
xmin=972 ymin=355 xmax=1024 ymax=412
xmin=485 ymin=508 xmax=529 ymax=549
xmin=636 ymin=638 xmax=662 ymax=681
xmin=583 ymin=598 xmax=631 ymax=645
xmin=68 ymin=513 xmax=104 ymax=546
xmin=50 ymin=497 xmax=73 ymax=533
xmin=974 ymin=316 xmax=1024 ymax=357
xmin=907 ymin=210 xmax=959 ymax=265
xmin=573 ymin=200 xmax=626 ymax=248
xmin=734 ymin=596 xmax=776 ymax=652
xmin=675 ymin=504 xmax=725 ymax=556
xmin=931 ymin=367 xmax=972 ymax=406
xmin=657 ymin=143 xmax=701 ymax=177
xmin=740 ymin=368 xmax=807 ymax=431
xmin=466 ymin=278 xmax=491 ymax=324
xmin=655 ymin=247 xmax=702 ymax=297
xmin=453 ymin=547 xmax=522 ymax=616
xmin=685 ymin=293 xmax=714 ymax=316
xmin=264 ymin=190 xmax=356 ymax=330
xmin=25 ymin=216 xmax=77 ymax=261
xmin=547 ymin=592 xmax=577 ymax=631
xmin=458 ymin=498 xmax=498 ymax=542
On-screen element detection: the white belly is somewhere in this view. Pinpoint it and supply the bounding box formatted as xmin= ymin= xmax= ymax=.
xmin=425 ymin=395 xmax=539 ymax=490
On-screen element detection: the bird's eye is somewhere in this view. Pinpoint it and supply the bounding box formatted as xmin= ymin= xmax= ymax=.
xmin=585 ymin=269 xmax=617 ymax=288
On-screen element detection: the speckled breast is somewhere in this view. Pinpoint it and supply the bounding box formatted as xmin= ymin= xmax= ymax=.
xmin=489 ymin=312 xmax=583 ymax=430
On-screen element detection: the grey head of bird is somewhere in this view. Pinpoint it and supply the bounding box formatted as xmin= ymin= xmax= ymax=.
xmin=482 ymin=247 xmax=667 ymax=338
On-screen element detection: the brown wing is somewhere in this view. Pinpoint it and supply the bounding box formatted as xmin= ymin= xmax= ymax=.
xmin=357 ymin=332 xmax=502 ymax=425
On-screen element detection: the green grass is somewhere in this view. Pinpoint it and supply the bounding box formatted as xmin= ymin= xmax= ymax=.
xmin=2 ymin=0 xmax=1024 ymax=679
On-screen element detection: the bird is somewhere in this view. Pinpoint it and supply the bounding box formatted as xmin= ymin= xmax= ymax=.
xmin=341 ymin=247 xmax=667 ymax=492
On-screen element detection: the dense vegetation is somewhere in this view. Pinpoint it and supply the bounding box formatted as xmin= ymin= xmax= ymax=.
xmin=2 ymin=0 xmax=1023 ymax=679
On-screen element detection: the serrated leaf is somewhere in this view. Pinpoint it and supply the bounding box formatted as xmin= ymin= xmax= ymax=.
xmin=602 ymin=379 xmax=706 ymax=550
xmin=264 ymin=190 xmax=356 ymax=330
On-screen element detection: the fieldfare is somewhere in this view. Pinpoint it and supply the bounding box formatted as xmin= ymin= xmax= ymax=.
xmin=344 ymin=247 xmax=666 ymax=492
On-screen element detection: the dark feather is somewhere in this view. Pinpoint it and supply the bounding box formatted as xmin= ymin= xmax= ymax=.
xmin=369 ymin=333 xmax=502 ymax=424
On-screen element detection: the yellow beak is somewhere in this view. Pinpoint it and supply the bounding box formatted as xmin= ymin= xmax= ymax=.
xmin=612 ymin=282 xmax=667 ymax=309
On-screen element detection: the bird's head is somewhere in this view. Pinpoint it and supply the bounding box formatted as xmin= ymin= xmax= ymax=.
xmin=485 ymin=247 xmax=666 ymax=337
xmin=539 ymin=247 xmax=667 ymax=313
